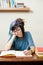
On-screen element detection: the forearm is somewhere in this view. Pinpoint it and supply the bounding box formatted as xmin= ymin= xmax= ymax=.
xmin=4 ymin=35 xmax=15 ymax=51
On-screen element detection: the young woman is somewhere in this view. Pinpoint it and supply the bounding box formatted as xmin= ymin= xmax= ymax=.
xmin=4 ymin=18 xmax=35 ymax=55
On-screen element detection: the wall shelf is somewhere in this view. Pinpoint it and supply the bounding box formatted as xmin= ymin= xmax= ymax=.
xmin=0 ymin=7 xmax=31 ymax=12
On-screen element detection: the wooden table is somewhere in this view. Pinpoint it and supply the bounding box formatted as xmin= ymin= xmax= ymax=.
xmin=0 ymin=51 xmax=43 ymax=65
xmin=0 ymin=55 xmax=43 ymax=62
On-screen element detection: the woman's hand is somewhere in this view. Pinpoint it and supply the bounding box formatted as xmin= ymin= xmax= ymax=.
xmin=24 ymin=47 xmax=35 ymax=55
xmin=11 ymin=31 xmax=17 ymax=37
xmin=23 ymin=50 xmax=32 ymax=55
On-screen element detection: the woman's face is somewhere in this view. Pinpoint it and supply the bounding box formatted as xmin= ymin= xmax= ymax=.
xmin=13 ymin=27 xmax=23 ymax=37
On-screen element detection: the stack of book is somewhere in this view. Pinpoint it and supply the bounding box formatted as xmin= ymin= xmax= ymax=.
xmin=15 ymin=3 xmax=25 ymax=8
xmin=35 ymin=47 xmax=43 ymax=57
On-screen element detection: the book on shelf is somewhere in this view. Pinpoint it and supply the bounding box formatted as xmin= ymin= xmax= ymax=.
xmin=0 ymin=50 xmax=32 ymax=57
xmin=35 ymin=47 xmax=43 ymax=57
xmin=0 ymin=0 xmax=15 ymax=8
xmin=15 ymin=3 xmax=25 ymax=8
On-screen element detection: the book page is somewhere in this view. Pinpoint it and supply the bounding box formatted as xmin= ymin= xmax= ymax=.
xmin=0 ymin=50 xmax=15 ymax=56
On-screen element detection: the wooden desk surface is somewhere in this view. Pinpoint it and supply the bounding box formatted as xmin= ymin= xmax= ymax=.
xmin=0 ymin=51 xmax=43 ymax=62
xmin=0 ymin=55 xmax=43 ymax=62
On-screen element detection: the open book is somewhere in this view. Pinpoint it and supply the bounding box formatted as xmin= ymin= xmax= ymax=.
xmin=0 ymin=50 xmax=32 ymax=57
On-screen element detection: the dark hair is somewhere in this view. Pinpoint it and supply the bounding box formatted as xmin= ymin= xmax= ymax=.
xmin=9 ymin=18 xmax=25 ymax=37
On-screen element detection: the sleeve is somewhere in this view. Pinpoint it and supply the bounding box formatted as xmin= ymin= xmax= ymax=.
xmin=27 ymin=32 xmax=35 ymax=49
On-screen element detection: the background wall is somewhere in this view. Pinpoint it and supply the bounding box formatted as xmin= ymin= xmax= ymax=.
xmin=0 ymin=0 xmax=43 ymax=50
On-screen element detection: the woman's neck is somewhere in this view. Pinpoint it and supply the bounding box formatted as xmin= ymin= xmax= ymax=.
xmin=18 ymin=34 xmax=23 ymax=37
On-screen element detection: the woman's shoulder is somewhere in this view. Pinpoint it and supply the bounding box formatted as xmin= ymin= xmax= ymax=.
xmin=24 ymin=31 xmax=32 ymax=39
xmin=25 ymin=31 xmax=31 ymax=36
